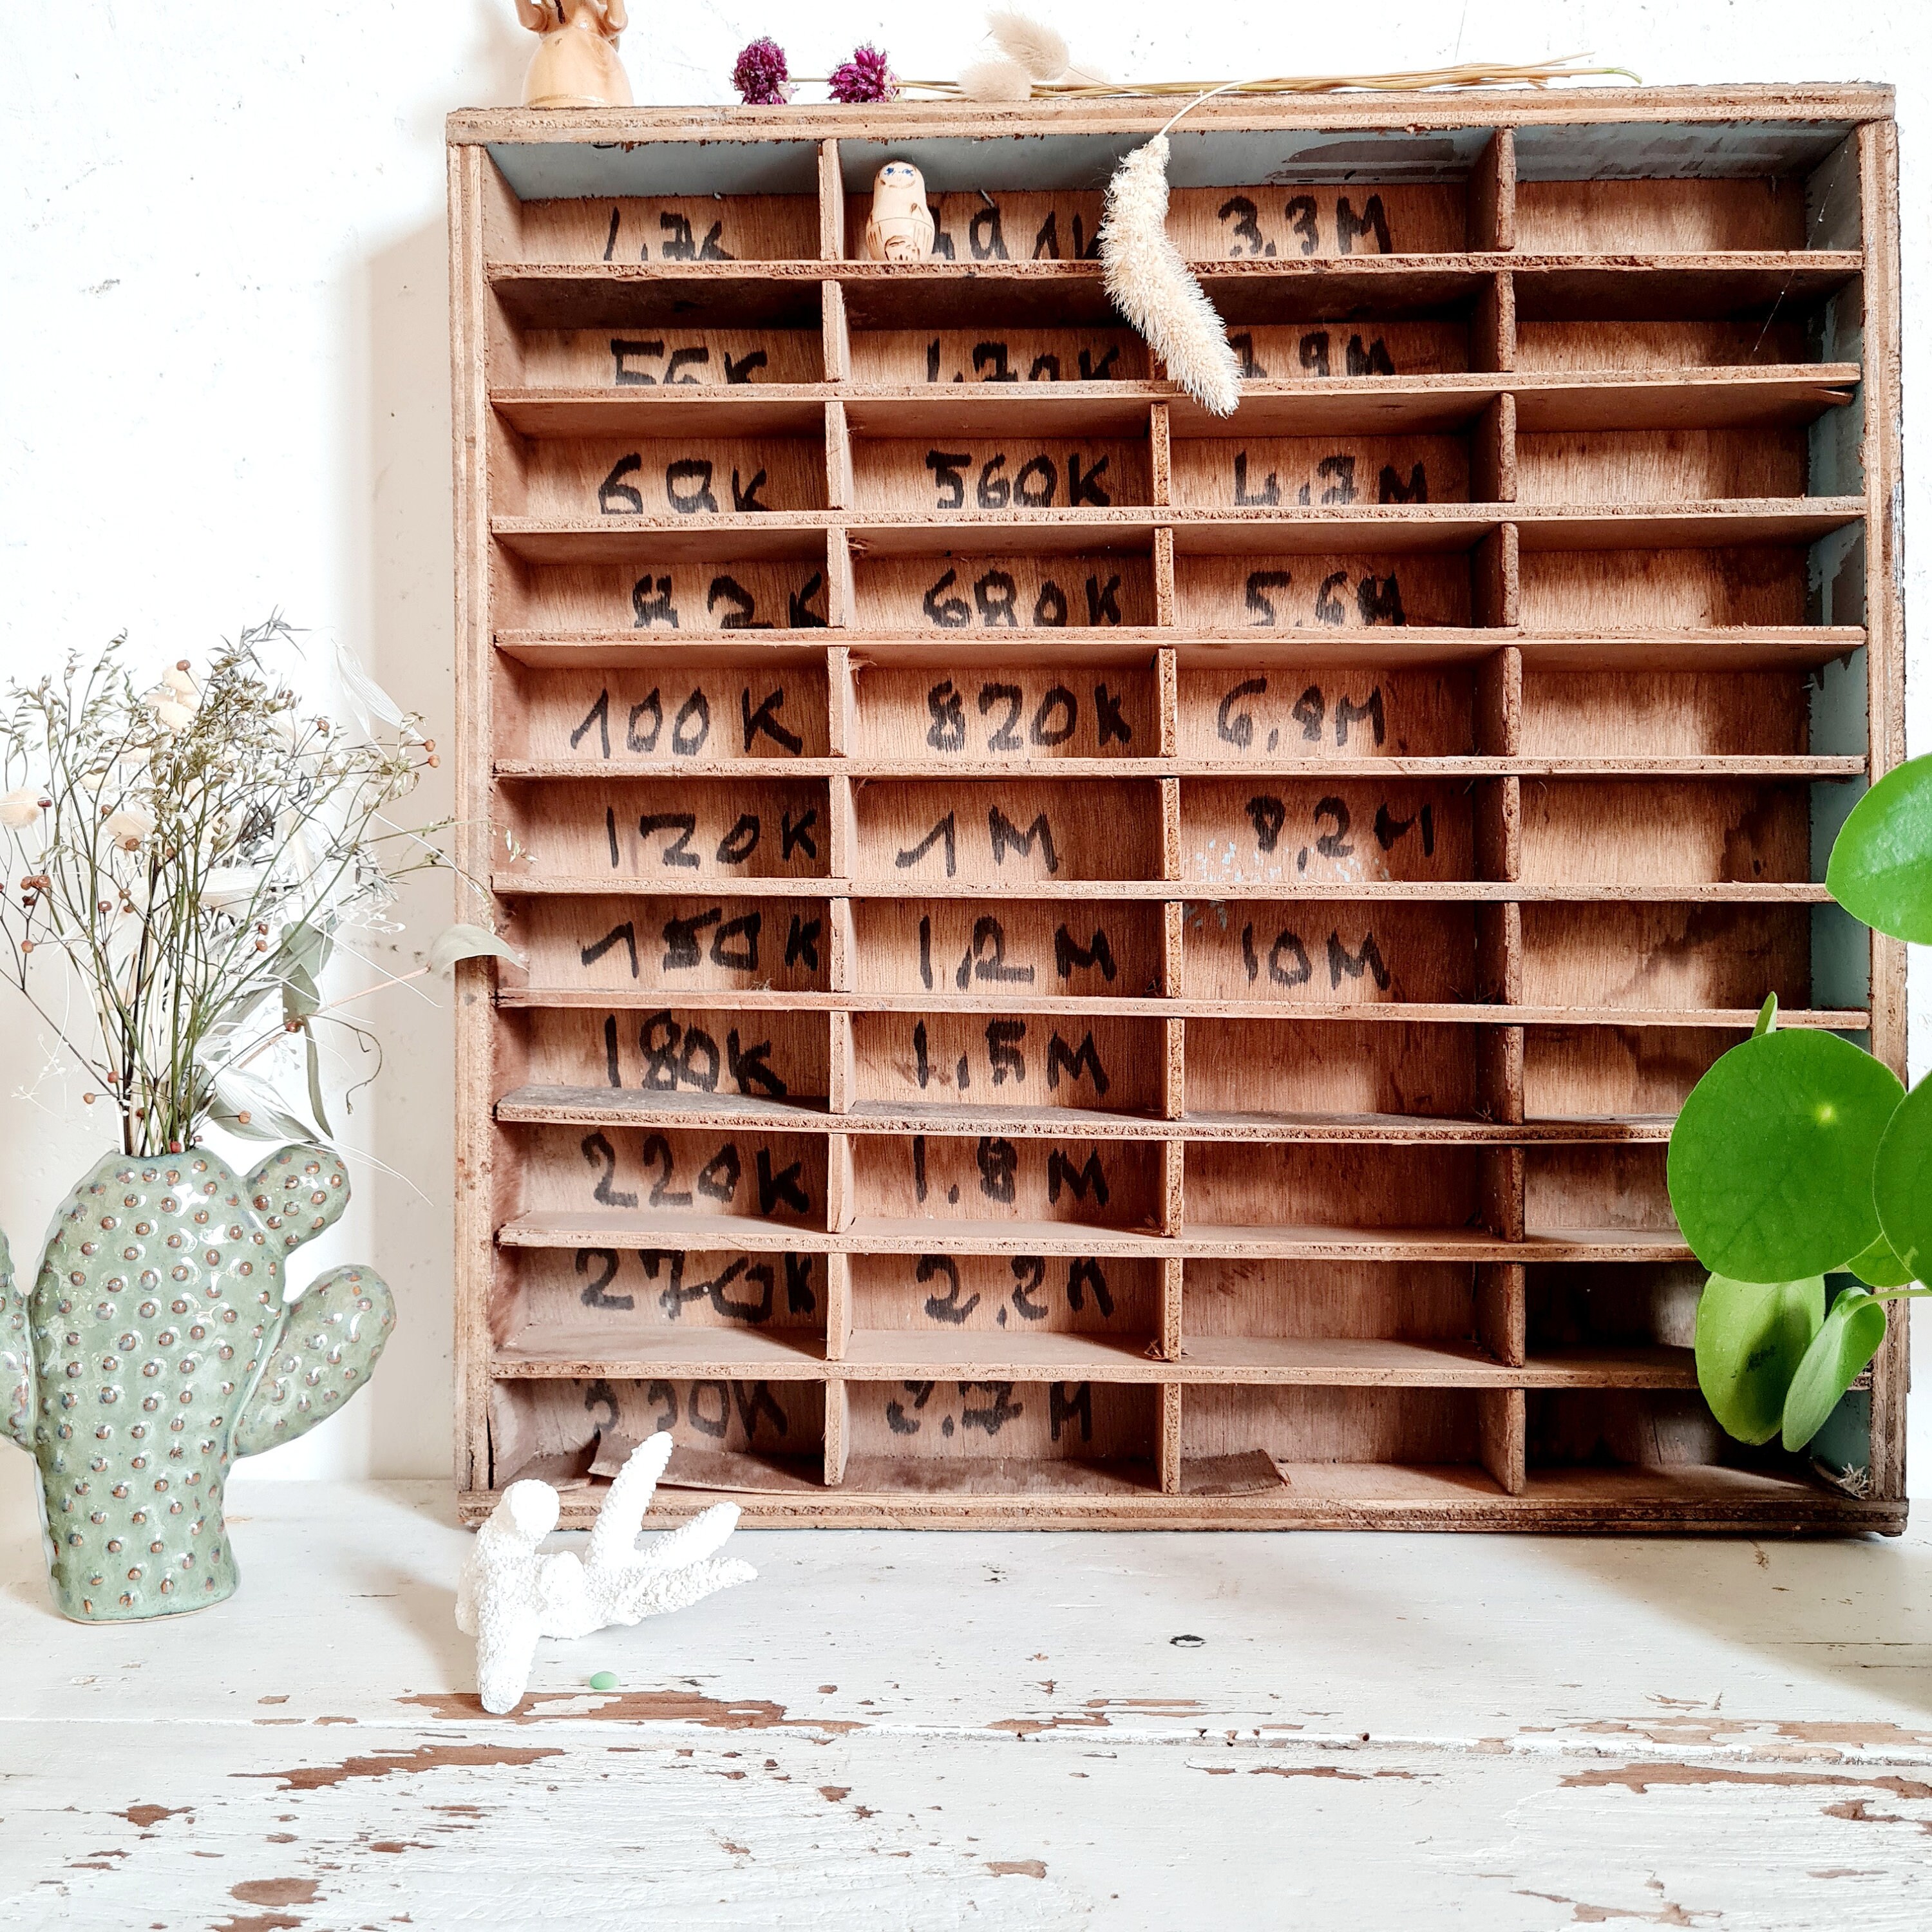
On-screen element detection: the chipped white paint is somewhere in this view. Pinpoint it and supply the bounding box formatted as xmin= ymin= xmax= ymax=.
xmin=4 ymin=1468 xmax=1931 ymax=1925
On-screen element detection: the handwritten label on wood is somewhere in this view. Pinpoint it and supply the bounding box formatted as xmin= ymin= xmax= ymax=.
xmin=1173 ymin=554 xmax=1473 ymax=630
xmin=522 ymin=670 xmax=829 ymax=764
xmin=526 ymin=439 xmax=826 ymax=520
xmin=850 ymin=1012 xmax=1160 ymax=1113
xmin=855 ymin=556 xmax=1154 ymax=630
xmin=519 ymin=330 xmax=821 ymax=388
xmin=515 ymin=895 xmax=829 ymax=994
xmin=515 ymin=779 xmax=829 ymax=882
xmin=851 ymin=1131 xmax=1158 ymax=1227
xmin=515 ymin=1244 xmax=823 ymax=1329
xmin=1224 ymin=323 xmax=1471 ymax=380
xmin=1181 ymin=780 xmax=1468 ymax=886
xmin=848 ymin=1251 xmax=1160 ymax=1333
xmin=510 ymin=563 xmax=830 ymax=634
xmin=518 ymin=196 xmax=819 ymax=265
xmin=520 ymin=1013 xmax=827 ymax=1105
xmin=845 ymin=185 xmax=1462 ymax=263
xmin=1175 ymin=669 xmax=1470 ymax=761
xmin=853 ymin=442 xmax=1147 ymax=514
xmin=1169 ymin=184 xmax=1464 ymax=258
xmin=565 ymin=1124 xmax=823 ymax=1224
xmin=855 ymin=779 xmax=1159 ymax=885
xmin=551 ymin=1376 xmax=820 ymax=1454
xmin=1168 ymin=437 xmax=1468 ymax=511
xmin=1181 ymin=901 xmax=1479 ymax=1003
xmin=849 ymin=900 xmax=1162 ymax=998
xmin=849 ymin=328 xmax=1149 ymax=385
xmin=844 ymin=1377 xmax=1148 ymax=1461
xmin=856 ymin=668 xmax=1155 ymax=763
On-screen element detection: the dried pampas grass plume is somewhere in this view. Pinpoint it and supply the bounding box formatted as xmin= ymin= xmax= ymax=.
xmin=1100 ymin=133 xmax=1241 ymax=416
xmin=960 ymin=55 xmax=1035 ymax=101
xmin=987 ymin=8 xmax=1070 ymax=80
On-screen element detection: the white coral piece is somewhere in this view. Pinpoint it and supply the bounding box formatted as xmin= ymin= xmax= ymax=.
xmin=1099 ymin=135 xmax=1242 ymax=417
xmin=457 ymin=1433 xmax=755 ymax=1715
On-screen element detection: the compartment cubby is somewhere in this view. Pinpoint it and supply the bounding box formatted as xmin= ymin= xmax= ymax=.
xmin=453 ymin=91 xmax=1902 ymax=1531
xmin=839 ymin=1378 xmax=1159 ymax=1495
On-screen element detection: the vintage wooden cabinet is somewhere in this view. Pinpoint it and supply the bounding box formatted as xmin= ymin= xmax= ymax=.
xmin=447 ymin=85 xmax=1905 ymax=1529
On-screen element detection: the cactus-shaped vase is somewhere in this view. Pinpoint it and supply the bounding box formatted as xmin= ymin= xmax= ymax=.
xmin=0 ymin=1142 xmax=394 ymax=1621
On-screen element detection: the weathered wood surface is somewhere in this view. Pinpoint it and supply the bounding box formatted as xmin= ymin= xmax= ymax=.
xmin=3 ymin=1473 xmax=1930 ymax=1927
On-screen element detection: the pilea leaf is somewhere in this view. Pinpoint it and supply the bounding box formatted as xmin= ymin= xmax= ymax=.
xmin=1825 ymin=753 xmax=1932 ymax=942
xmin=1846 ymin=1230 xmax=1915 ymax=1290
xmin=1694 ymin=1271 xmax=1825 ymax=1445
xmin=1666 ymin=1030 xmax=1903 ymax=1282
xmin=1781 ymin=1291 xmax=1888 ymax=1452
xmin=1873 ymin=1076 xmax=1932 ymax=1283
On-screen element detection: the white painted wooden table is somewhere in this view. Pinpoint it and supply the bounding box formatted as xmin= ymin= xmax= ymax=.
xmin=3 ymin=1461 xmax=1929 ymax=1929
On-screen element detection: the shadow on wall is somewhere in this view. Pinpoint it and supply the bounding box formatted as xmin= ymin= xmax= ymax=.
xmin=467 ymin=0 xmax=540 ymax=120
xmin=245 ymin=6 xmax=524 ymax=1482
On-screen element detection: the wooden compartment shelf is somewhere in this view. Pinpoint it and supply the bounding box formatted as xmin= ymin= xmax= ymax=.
xmin=451 ymin=88 xmax=1904 ymax=1533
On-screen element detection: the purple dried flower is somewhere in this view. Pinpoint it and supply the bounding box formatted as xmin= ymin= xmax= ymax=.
xmin=731 ymin=37 xmax=792 ymax=106
xmin=827 ymin=44 xmax=898 ymax=104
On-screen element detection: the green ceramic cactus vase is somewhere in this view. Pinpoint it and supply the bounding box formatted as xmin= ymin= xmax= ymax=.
xmin=0 ymin=1142 xmax=395 ymax=1622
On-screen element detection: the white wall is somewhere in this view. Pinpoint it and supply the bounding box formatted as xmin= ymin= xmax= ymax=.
xmin=1 ymin=3 xmax=1926 ymax=1482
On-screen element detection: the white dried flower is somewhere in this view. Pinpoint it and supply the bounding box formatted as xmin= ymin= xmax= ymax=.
xmin=0 ymin=787 xmax=44 ymax=829
xmin=102 ymin=806 xmax=155 ymax=851
xmin=200 ymin=866 xmax=268 ymax=912
xmin=160 ymin=664 xmax=200 ymax=700
xmin=144 ymin=691 xmax=194 ymax=734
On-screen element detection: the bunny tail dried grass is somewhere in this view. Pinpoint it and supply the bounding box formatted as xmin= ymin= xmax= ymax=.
xmin=987 ymin=9 xmax=1070 ymax=80
xmin=959 ymin=55 xmax=1036 ymax=101
xmin=1100 ymin=137 xmax=1241 ymax=417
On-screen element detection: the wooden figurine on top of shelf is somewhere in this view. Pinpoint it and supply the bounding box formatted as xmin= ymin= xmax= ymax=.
xmin=864 ymin=161 xmax=936 ymax=262
xmin=514 ymin=0 xmax=633 ymax=109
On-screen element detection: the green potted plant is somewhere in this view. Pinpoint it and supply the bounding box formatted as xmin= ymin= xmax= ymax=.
xmin=1669 ymin=755 xmax=1932 ymax=1475
xmin=0 ymin=620 xmax=513 ymax=1619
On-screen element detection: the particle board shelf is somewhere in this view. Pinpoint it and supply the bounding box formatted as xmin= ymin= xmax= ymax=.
xmin=489 ymin=872 xmax=1844 ymax=904
xmin=452 ymin=90 xmax=1906 ymax=1534
xmin=491 ymin=1209 xmax=1694 ymax=1265
xmin=496 ymin=756 xmax=1865 ymax=781
xmin=492 ymin=627 xmax=1871 ymax=674
xmin=487 ymin=1332 xmax=1698 ymax=1388
xmin=488 ymin=366 xmax=1861 ymax=440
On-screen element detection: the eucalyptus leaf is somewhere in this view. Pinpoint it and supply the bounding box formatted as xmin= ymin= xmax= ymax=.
xmin=275 ymin=918 xmax=336 ymax=983
xmin=1666 ymin=1030 xmax=1904 ymax=1281
xmin=1824 ymin=753 xmax=1932 ymax=941
xmin=1873 ymin=1076 xmax=1932 ymax=1282
xmin=428 ymin=922 xmax=526 ymax=976
xmin=1694 ymin=1271 xmax=1825 ymax=1445
xmin=303 ymin=1027 xmax=333 ymax=1137
xmin=281 ymin=960 xmax=321 ymax=1024
xmin=1781 ymin=1291 xmax=1888 ymax=1452
xmin=1845 ymin=1229 xmax=1915 ymax=1289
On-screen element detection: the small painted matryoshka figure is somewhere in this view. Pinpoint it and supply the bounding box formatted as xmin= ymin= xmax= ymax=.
xmin=515 ymin=0 xmax=633 ymax=109
xmin=865 ymin=161 xmax=936 ymax=262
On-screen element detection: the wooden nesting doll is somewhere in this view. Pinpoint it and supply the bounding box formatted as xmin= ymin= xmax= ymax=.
xmin=515 ymin=0 xmax=633 ymax=109
xmin=865 ymin=162 xmax=936 ymax=262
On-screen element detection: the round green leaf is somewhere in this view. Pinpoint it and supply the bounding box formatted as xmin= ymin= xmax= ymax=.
xmin=1873 ymin=1076 xmax=1932 ymax=1282
xmin=1667 ymin=1031 xmax=1904 ymax=1281
xmin=1694 ymin=1271 xmax=1825 ymax=1445
xmin=1781 ymin=1291 xmax=1888 ymax=1452
xmin=1845 ymin=1231 xmax=1915 ymax=1289
xmin=1826 ymin=753 xmax=1932 ymax=942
